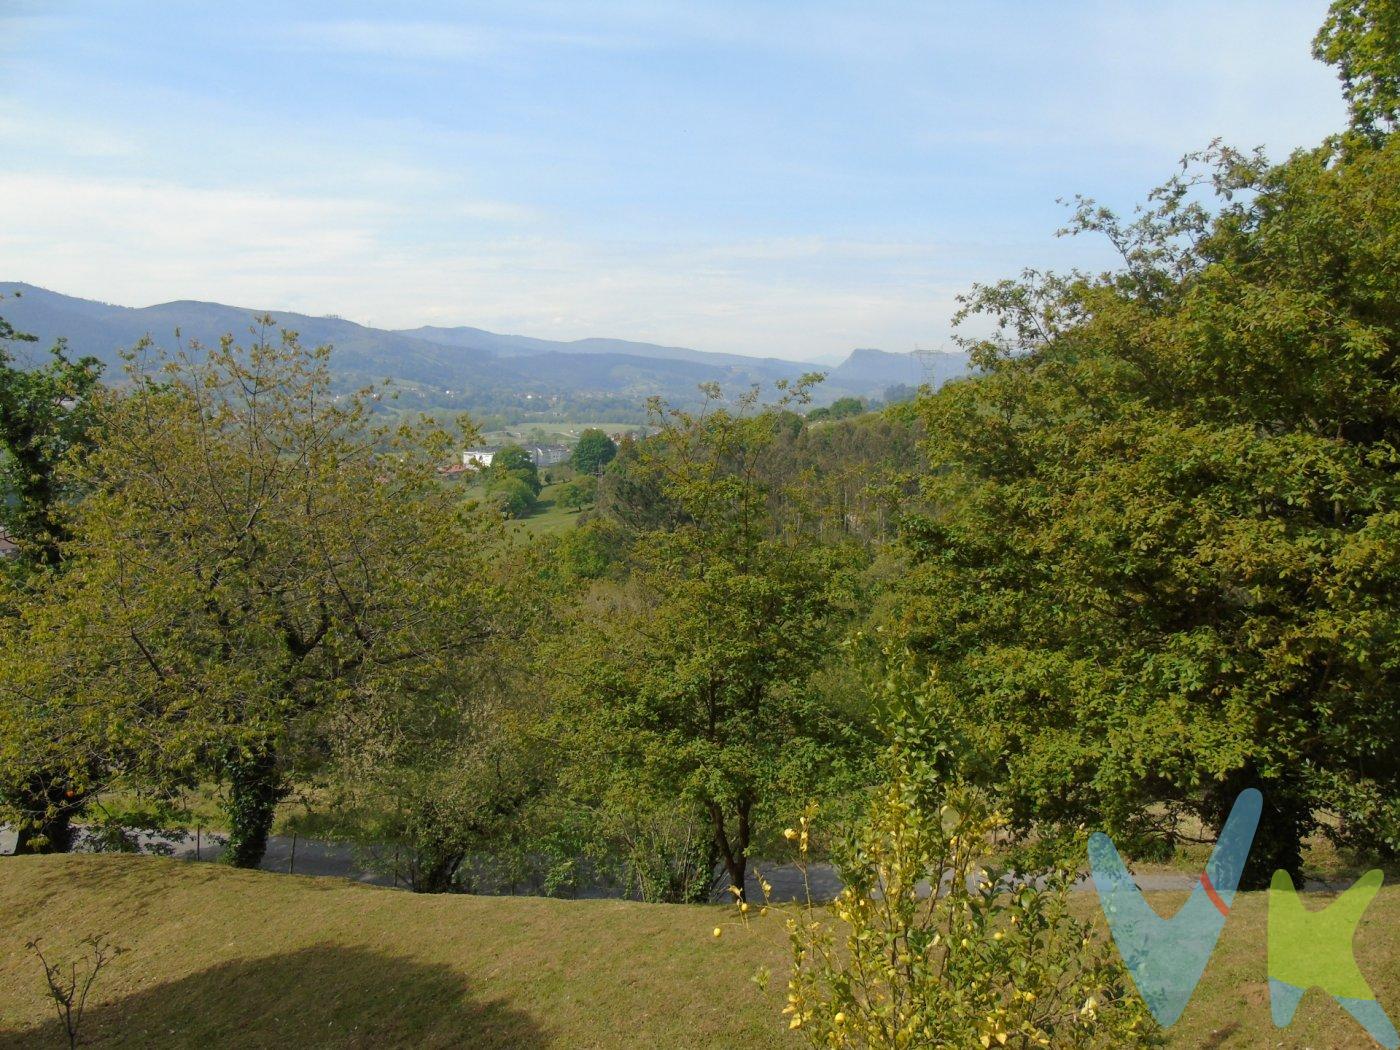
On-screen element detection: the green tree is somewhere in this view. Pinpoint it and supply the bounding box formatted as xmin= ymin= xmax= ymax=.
xmin=552 ymin=518 xmax=627 ymax=581
xmin=898 ymin=132 xmax=1400 ymax=884
xmin=486 ymin=474 xmax=537 ymax=519
xmin=1314 ymin=0 xmax=1400 ymax=141
xmin=0 ymin=311 xmax=102 ymax=572
xmin=491 ymin=444 xmax=541 ymax=493
xmin=0 ymin=321 xmax=502 ymax=867
xmin=0 ymin=302 xmax=104 ymax=853
xmin=557 ymin=476 xmax=597 ymax=512
xmin=552 ymin=386 xmax=862 ymax=898
xmin=828 ymin=396 xmax=867 ymax=420
xmin=322 ymin=628 xmax=550 ymax=893
xmin=570 ymin=428 xmax=617 ymax=474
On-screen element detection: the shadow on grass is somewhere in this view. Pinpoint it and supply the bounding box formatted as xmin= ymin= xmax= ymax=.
xmin=0 ymin=945 xmax=547 ymax=1049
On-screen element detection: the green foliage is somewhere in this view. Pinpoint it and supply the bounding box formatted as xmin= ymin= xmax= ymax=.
xmin=593 ymin=432 xmax=683 ymax=532
xmin=898 ymin=136 xmax=1400 ymax=882
xmin=882 ymin=383 xmax=918 ymax=405
xmin=484 ymin=444 xmax=542 ymax=518
xmin=552 ymin=518 xmax=627 ymax=581
xmin=748 ymin=782 xmax=1157 ymax=1048
xmin=1314 ymin=0 xmax=1400 ymax=140
xmin=556 ymin=475 xmax=597 ymax=512
xmin=806 ymin=396 xmax=867 ymax=423
xmin=491 ymin=444 xmax=540 ymax=488
xmin=487 ymin=474 xmax=538 ymax=518
xmin=0 ymin=321 xmax=504 ymax=867
xmin=301 ymin=529 xmax=559 ymax=894
xmin=329 ymin=697 xmax=549 ymax=893
xmin=0 ymin=302 xmax=104 ymax=853
xmin=570 ymin=428 xmax=618 ymax=474
xmin=0 ymin=303 xmax=103 ymax=572
xmin=551 ymin=385 xmax=866 ymax=897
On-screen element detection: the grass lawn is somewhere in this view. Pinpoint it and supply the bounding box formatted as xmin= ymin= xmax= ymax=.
xmin=2 ymin=855 xmax=1398 ymax=1048
xmin=512 ymin=481 xmax=588 ymax=537
xmin=453 ymin=478 xmax=588 ymax=538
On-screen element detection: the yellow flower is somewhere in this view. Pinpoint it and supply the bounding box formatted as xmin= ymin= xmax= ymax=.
xmin=833 ymin=1012 xmax=846 ymax=1025
xmin=993 ymin=931 xmax=1004 ymax=941
xmin=784 ymin=828 xmax=799 ymax=840
xmin=712 ymin=927 xmax=723 ymax=939
xmin=740 ymin=902 xmax=750 ymax=914
xmin=1080 ymin=995 xmax=1098 ymax=1021
xmin=789 ymin=1016 xmax=803 ymax=1030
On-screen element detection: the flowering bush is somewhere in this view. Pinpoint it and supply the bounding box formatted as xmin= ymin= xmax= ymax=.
xmin=732 ymin=784 xmax=1159 ymax=1048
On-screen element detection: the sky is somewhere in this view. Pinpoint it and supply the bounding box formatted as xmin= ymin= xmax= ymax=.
xmin=0 ymin=1 xmax=1348 ymax=363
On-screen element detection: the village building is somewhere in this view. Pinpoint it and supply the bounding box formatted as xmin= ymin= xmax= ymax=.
xmin=462 ymin=443 xmax=573 ymax=470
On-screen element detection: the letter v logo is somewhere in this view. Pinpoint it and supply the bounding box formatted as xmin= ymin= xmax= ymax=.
xmin=1088 ymin=788 xmax=1261 ymax=1026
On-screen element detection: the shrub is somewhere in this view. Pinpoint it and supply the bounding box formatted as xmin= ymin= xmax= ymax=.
xmin=733 ymin=784 xmax=1158 ymax=1048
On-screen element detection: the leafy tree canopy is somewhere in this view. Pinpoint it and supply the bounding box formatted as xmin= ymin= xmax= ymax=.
xmin=1314 ymin=0 xmax=1400 ymax=140
xmin=570 ymin=428 xmax=617 ymax=475
xmin=898 ymin=133 xmax=1400 ymax=884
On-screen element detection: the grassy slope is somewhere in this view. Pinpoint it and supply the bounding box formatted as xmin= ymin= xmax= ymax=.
xmin=2 ymin=856 xmax=1398 ymax=1048
xmin=455 ymin=478 xmax=585 ymax=538
xmin=512 ymin=481 xmax=587 ymax=537
xmin=0 ymin=856 xmax=789 ymax=1049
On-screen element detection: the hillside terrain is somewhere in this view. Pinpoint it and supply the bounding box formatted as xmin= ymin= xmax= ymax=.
xmin=2 ymin=856 xmax=1396 ymax=1049
xmin=0 ymin=283 xmax=968 ymax=415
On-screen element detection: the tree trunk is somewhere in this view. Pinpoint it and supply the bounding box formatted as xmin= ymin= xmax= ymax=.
xmin=11 ymin=774 xmax=80 ymax=855
xmin=412 ymin=846 xmax=465 ymax=893
xmin=224 ymin=744 xmax=284 ymax=869
xmin=1204 ymin=767 xmax=1310 ymax=890
xmin=710 ymin=800 xmax=750 ymax=900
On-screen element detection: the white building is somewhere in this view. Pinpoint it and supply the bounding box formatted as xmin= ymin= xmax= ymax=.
xmin=530 ymin=444 xmax=572 ymax=467
xmin=462 ymin=443 xmax=573 ymax=470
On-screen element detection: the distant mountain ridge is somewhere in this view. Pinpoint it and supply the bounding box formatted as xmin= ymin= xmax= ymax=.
xmin=0 ymin=283 xmax=969 ymax=410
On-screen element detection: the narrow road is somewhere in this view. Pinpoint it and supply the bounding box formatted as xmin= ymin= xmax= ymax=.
xmin=11 ymin=827 xmax=1339 ymax=900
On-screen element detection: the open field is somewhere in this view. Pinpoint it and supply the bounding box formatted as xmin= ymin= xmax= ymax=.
xmin=510 ymin=481 xmax=588 ymax=537
xmin=480 ymin=423 xmax=646 ymax=444
xmin=2 ymin=856 xmax=1398 ymax=1048
xmin=449 ymin=477 xmax=587 ymax=538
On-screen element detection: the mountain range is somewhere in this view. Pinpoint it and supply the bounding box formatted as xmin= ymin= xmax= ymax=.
xmin=0 ymin=283 xmax=968 ymax=414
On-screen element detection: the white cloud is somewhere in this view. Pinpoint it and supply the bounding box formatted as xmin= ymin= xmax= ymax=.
xmin=0 ymin=171 xmax=969 ymax=359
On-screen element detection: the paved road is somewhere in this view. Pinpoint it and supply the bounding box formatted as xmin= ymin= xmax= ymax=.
xmin=0 ymin=825 xmax=841 ymax=899
xmin=7 ymin=826 xmax=1345 ymax=900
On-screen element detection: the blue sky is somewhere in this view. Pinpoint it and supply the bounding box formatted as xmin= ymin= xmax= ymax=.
xmin=0 ymin=1 xmax=1346 ymax=361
